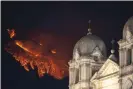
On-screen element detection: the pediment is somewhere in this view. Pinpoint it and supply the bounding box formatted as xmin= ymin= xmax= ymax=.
xmin=92 ymin=59 xmax=119 ymax=80
xmin=100 ymin=62 xmax=119 ymax=77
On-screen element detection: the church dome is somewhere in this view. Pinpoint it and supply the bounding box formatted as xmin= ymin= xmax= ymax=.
xmin=73 ymin=28 xmax=107 ymax=60
xmin=123 ymin=16 xmax=133 ymax=39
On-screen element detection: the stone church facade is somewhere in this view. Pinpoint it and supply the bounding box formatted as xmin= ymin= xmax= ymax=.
xmin=68 ymin=16 xmax=133 ymax=89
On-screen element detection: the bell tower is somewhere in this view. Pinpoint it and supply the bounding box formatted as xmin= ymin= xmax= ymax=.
xmin=118 ymin=16 xmax=133 ymax=89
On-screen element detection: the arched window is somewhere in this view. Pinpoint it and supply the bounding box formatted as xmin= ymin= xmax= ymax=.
xmin=127 ymin=49 xmax=132 ymax=65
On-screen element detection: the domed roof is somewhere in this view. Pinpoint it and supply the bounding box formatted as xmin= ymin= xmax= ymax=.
xmin=123 ymin=16 xmax=133 ymax=39
xmin=73 ymin=31 xmax=107 ymax=60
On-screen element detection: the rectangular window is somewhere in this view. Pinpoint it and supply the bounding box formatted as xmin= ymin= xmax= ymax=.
xmin=75 ymin=69 xmax=79 ymax=84
xmin=127 ymin=49 xmax=132 ymax=65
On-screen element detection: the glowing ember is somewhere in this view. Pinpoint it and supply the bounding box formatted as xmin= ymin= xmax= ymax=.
xmin=39 ymin=43 xmax=43 ymax=46
xmin=7 ymin=29 xmax=16 ymax=38
xmin=5 ymin=29 xmax=68 ymax=79
xmin=51 ymin=49 xmax=56 ymax=54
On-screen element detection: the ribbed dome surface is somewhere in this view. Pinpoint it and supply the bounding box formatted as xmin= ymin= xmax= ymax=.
xmin=73 ymin=34 xmax=107 ymax=60
xmin=123 ymin=16 xmax=133 ymax=39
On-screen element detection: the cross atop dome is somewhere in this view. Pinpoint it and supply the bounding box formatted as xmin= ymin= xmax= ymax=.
xmin=109 ymin=39 xmax=117 ymax=62
xmin=111 ymin=39 xmax=115 ymax=54
xmin=87 ymin=20 xmax=92 ymax=35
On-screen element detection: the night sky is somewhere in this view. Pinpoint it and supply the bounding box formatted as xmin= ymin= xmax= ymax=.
xmin=1 ymin=1 xmax=133 ymax=89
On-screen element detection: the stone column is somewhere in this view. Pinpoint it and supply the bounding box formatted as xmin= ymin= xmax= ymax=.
xmin=88 ymin=64 xmax=92 ymax=89
xmin=80 ymin=63 xmax=86 ymax=81
xmin=79 ymin=62 xmax=92 ymax=89
xmin=119 ymin=49 xmax=124 ymax=67
xmin=69 ymin=68 xmax=74 ymax=85
xmin=88 ymin=64 xmax=92 ymax=81
xmin=131 ymin=48 xmax=133 ymax=64
xmin=79 ymin=65 xmax=81 ymax=82
xmin=118 ymin=78 xmax=123 ymax=89
xmin=124 ymin=48 xmax=128 ymax=66
xmin=80 ymin=63 xmax=91 ymax=81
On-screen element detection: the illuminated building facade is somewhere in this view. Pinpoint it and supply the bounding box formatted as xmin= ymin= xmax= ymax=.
xmin=68 ymin=17 xmax=133 ymax=89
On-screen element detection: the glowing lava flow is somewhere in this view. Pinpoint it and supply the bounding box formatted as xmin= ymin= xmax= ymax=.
xmin=5 ymin=29 xmax=68 ymax=79
xmin=7 ymin=29 xmax=16 ymax=38
xmin=15 ymin=40 xmax=41 ymax=57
